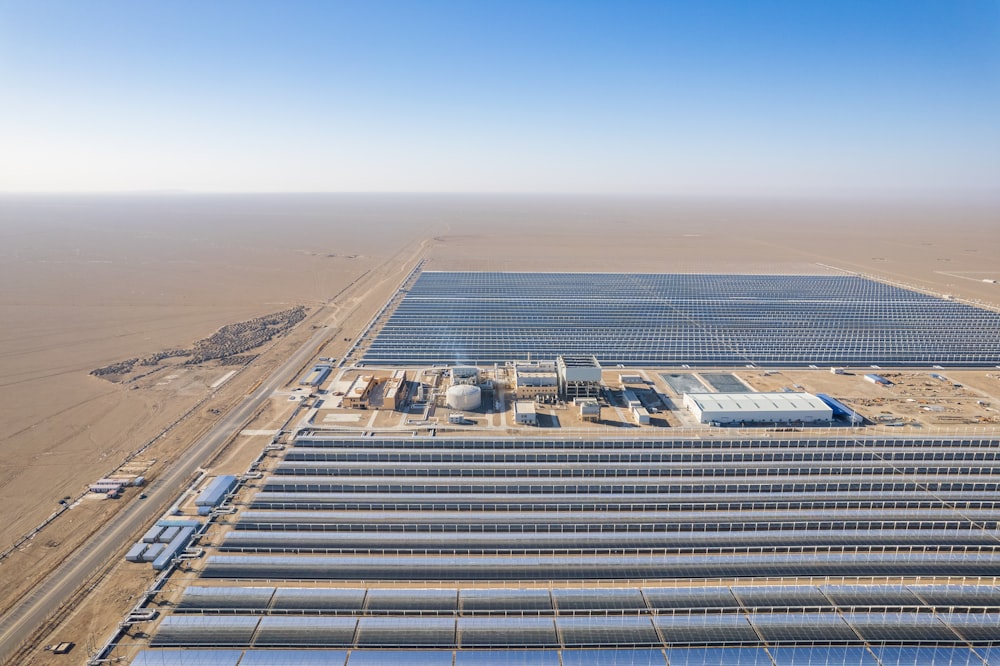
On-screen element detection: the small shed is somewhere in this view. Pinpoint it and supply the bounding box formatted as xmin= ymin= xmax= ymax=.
xmin=575 ymin=398 xmax=602 ymax=422
xmin=514 ymin=400 xmax=537 ymax=426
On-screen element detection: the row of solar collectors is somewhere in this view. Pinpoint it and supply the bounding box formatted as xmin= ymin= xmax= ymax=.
xmin=269 ymin=439 xmax=1000 ymax=496
xmin=369 ymin=308 xmax=1000 ymax=325
xmin=249 ymin=491 xmax=1000 ymax=512
xmin=387 ymin=292 xmax=986 ymax=307
xmin=400 ymin=279 xmax=963 ymax=314
xmin=362 ymin=350 xmax=1000 ymax=367
xmin=364 ymin=341 xmax=1000 ymax=354
xmin=289 ymin=438 xmax=1000 ymax=451
xmin=391 ymin=294 xmax=953 ymax=305
xmin=148 ymin=611 xmax=1000 ymax=648
xmin=365 ymin=336 xmax=996 ymax=356
xmin=406 ymin=272 xmax=934 ymax=293
xmin=173 ymin=584 xmax=1000 ymax=614
xmin=220 ymin=530 xmax=1000 ymax=556
xmin=382 ymin=303 xmax=975 ymax=313
xmin=374 ymin=311 xmax=1000 ymax=328
xmin=361 ymin=350 xmax=1000 ymax=367
xmin=199 ymin=551 xmax=1000 ymax=580
xmin=261 ymin=477 xmax=1000 ymax=494
xmin=383 ymin=311 xmax=986 ymax=324
xmin=278 ymin=440 xmax=1000 ymax=461
xmin=365 ymin=337 xmax=1000 ymax=355
xmin=227 ymin=514 xmax=999 ymax=531
xmin=380 ymin=275 xmax=997 ymax=308
xmin=230 ymin=510 xmax=1000 ymax=537
xmin=367 ymin=314 xmax=1000 ymax=331
xmin=241 ymin=438 xmax=998 ymax=552
xmin=403 ymin=274 xmax=940 ymax=302
xmin=385 ymin=290 xmax=965 ymax=303
xmin=373 ymin=320 xmax=997 ymax=338
xmin=272 ymin=455 xmax=1000 ymax=478
xmin=218 ymin=531 xmax=1000 ymax=555
xmin=393 ymin=275 xmax=951 ymax=293
xmin=271 ymin=461 xmax=1000 ymax=476
xmin=377 ymin=307 xmax=998 ymax=326
xmin=366 ymin=334 xmax=998 ymax=346
xmin=372 ymin=312 xmax=994 ymax=328
xmin=233 ymin=507 xmax=1000 ymax=526
xmin=129 ymin=644 xmax=1000 ymax=666
xmin=367 ymin=327 xmax=1000 ymax=347
xmin=282 ymin=444 xmax=1000 ymax=463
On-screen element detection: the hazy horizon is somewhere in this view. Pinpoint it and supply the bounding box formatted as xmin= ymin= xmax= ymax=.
xmin=2 ymin=1 xmax=998 ymax=198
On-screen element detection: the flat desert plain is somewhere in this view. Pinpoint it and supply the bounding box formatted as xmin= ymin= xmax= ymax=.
xmin=0 ymin=193 xmax=998 ymax=660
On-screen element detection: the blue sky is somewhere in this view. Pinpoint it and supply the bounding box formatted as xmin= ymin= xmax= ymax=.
xmin=1 ymin=1 xmax=998 ymax=196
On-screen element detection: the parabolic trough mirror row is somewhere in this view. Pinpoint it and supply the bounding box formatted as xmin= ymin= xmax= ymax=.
xmin=129 ymin=435 xmax=1000 ymax=665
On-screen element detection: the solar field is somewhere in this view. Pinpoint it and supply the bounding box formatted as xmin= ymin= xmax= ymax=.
xmin=360 ymin=272 xmax=1000 ymax=367
xmin=130 ymin=434 xmax=1000 ymax=665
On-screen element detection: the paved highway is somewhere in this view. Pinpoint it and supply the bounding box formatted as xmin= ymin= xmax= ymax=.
xmin=0 ymin=238 xmax=426 ymax=665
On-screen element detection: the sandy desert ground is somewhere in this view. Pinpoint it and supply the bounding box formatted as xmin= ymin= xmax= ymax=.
xmin=0 ymin=193 xmax=998 ymax=663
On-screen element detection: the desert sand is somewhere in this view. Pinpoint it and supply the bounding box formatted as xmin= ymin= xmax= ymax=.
xmin=1 ymin=193 xmax=998 ymax=663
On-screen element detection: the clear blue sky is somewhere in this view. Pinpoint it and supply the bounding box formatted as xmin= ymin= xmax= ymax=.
xmin=1 ymin=1 xmax=998 ymax=197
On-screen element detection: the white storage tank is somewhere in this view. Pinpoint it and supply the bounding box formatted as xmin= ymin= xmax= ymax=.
xmin=446 ymin=384 xmax=481 ymax=411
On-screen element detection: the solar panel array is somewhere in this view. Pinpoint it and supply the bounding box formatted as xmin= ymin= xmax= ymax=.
xmin=359 ymin=272 xmax=1000 ymax=366
xmin=134 ymin=435 xmax=1000 ymax=664
xmin=123 ymin=647 xmax=1000 ymax=665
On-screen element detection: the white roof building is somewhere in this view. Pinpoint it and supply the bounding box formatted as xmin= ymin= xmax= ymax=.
xmin=514 ymin=400 xmax=538 ymax=426
xmin=513 ymin=361 xmax=558 ymax=387
xmin=684 ymin=392 xmax=832 ymax=425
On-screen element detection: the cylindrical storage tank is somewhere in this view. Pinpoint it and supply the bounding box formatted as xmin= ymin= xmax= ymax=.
xmin=446 ymin=384 xmax=481 ymax=411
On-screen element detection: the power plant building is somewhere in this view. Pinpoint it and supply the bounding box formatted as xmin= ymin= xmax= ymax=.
xmin=511 ymin=361 xmax=559 ymax=401
xmin=684 ymin=391 xmax=833 ymax=425
xmin=381 ymin=370 xmax=408 ymax=410
xmin=449 ymin=366 xmax=479 ymax=386
xmin=342 ymin=374 xmax=377 ymax=409
xmin=556 ymin=354 xmax=602 ymax=399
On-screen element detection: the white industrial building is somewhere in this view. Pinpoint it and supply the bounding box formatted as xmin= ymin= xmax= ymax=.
xmin=557 ymin=355 xmax=602 ymax=399
xmin=683 ymin=392 xmax=833 ymax=426
xmin=511 ymin=361 xmax=559 ymax=400
xmin=450 ymin=366 xmax=479 ymax=386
